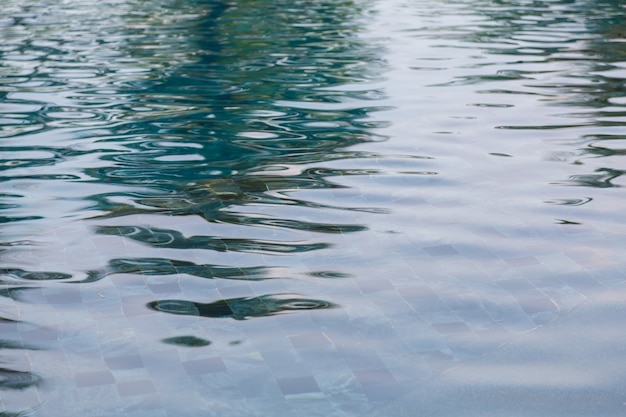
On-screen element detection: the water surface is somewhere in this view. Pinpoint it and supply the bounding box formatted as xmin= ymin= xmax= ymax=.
xmin=2 ymin=0 xmax=626 ymax=415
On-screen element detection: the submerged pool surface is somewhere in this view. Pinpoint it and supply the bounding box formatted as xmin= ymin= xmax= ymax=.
xmin=2 ymin=0 xmax=626 ymax=415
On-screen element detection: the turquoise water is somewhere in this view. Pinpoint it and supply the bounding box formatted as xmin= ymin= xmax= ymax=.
xmin=2 ymin=0 xmax=626 ymax=415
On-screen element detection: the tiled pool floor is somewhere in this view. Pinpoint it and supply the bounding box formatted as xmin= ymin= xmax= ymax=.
xmin=369 ymin=287 xmax=626 ymax=417
xmin=3 ymin=210 xmax=625 ymax=416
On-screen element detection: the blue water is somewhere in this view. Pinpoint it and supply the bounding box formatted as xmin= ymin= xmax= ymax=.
xmin=2 ymin=0 xmax=626 ymax=415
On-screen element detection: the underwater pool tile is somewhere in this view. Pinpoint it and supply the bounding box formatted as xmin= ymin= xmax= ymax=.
xmin=518 ymin=295 xmax=558 ymax=316
xmin=526 ymin=273 xmax=565 ymax=290
xmin=74 ymin=370 xmax=115 ymax=387
xmin=588 ymin=266 xmax=626 ymax=287
xmin=283 ymin=398 xmax=336 ymax=417
xmin=1 ymin=387 xmax=41 ymax=411
xmin=20 ymin=327 xmax=60 ymax=343
xmin=352 ymin=316 xmax=397 ymax=341
xmin=431 ymin=322 xmax=471 ymax=334
xmin=104 ymin=354 xmax=144 ymax=370
xmin=121 ymin=398 xmax=168 ymax=417
xmin=389 ymin=240 xmax=430 ymax=261
xmin=109 ymin=273 xmax=150 ymax=292
xmin=117 ymin=380 xmax=157 ymax=397
xmin=541 ymin=290 xmax=586 ymax=313
xmin=536 ymin=252 xmax=584 ymax=273
xmin=217 ymin=283 xmax=255 ymax=298
xmin=559 ymin=271 xmax=606 ymax=297
xmin=359 ymin=380 xmax=406 ymax=402
xmin=445 ymin=333 xmax=493 ymax=360
xmin=564 ymin=249 xmax=607 ymax=268
xmin=147 ymin=282 xmax=181 ymax=294
xmin=90 ymin=235 xmax=126 ymax=255
xmin=423 ymin=244 xmax=459 ymax=256
xmin=43 ymin=289 xmax=83 ymax=305
xmin=454 ymin=242 xmax=499 ymax=260
xmin=59 ymin=332 xmax=103 ymax=361
xmin=81 ymin=284 xmax=121 ymax=303
xmin=323 ymin=394 xmax=371 ymax=417
xmin=474 ymin=323 xmax=511 ymax=340
xmin=276 ymin=312 xmax=320 ymax=335
xmin=353 ymin=368 xmax=396 ymax=386
xmin=299 ymin=250 xmax=369 ymax=269
xmin=357 ymin=278 xmax=394 ymax=294
xmin=495 ymin=277 xmax=536 ymax=292
xmin=437 ymin=289 xmax=482 ymax=310
xmin=258 ymin=348 xmax=300 ymax=374
xmin=391 ymin=314 xmax=442 ymax=339
xmin=141 ymin=348 xmax=185 ymax=373
xmin=12 ymin=287 xmax=45 ymax=304
xmin=276 ymin=375 xmax=321 ymax=395
xmin=361 ymin=284 xmax=409 ymax=307
xmin=336 ymin=347 xmax=387 ymax=371
xmin=399 ymin=285 xmax=447 ymax=314
xmin=420 ymin=347 xmax=455 ymax=369
xmin=480 ymin=297 xmax=537 ymax=333
xmin=505 ymin=256 xmax=541 ymax=267
xmin=182 ymin=357 xmax=227 ymax=375
xmin=121 ymin=295 xmax=154 ymax=317
xmin=289 ymin=332 xmax=333 ymax=350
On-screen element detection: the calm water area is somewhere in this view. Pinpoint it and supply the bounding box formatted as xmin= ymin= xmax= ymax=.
xmin=2 ymin=0 xmax=626 ymax=415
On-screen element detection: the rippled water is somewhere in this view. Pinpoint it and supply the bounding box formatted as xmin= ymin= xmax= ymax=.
xmin=2 ymin=0 xmax=626 ymax=415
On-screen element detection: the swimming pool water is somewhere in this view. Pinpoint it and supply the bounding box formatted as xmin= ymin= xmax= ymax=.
xmin=2 ymin=0 xmax=626 ymax=415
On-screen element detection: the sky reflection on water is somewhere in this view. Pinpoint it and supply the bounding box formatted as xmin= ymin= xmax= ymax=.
xmin=2 ymin=0 xmax=626 ymax=416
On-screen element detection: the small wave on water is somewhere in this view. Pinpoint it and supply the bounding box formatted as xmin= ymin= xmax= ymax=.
xmin=3 ymin=0 xmax=626 ymax=416
xmin=148 ymin=294 xmax=336 ymax=320
xmin=0 ymin=0 xmax=406 ymax=414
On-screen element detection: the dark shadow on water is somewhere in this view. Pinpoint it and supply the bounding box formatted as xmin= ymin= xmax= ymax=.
xmin=550 ymin=168 xmax=624 ymax=188
xmin=83 ymin=257 xmax=278 ymax=283
xmin=0 ymin=269 xmax=72 ymax=282
xmin=0 ymin=313 xmax=41 ymax=416
xmin=96 ymin=225 xmax=332 ymax=253
xmin=162 ymin=335 xmax=212 ymax=347
xmin=0 ymin=368 xmax=40 ymax=391
xmin=0 ymin=259 xmax=349 ymax=285
xmin=148 ymin=293 xmax=336 ymax=320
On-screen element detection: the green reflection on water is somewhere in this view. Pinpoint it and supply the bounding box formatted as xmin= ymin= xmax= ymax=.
xmin=148 ymin=293 xmax=336 ymax=320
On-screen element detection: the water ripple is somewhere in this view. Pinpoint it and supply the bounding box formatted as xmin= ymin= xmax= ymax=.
xmin=96 ymin=225 xmax=331 ymax=254
xmin=0 ymin=368 xmax=40 ymax=391
xmin=6 ymin=0 xmax=626 ymax=415
xmin=85 ymin=258 xmax=280 ymax=283
xmin=148 ymin=293 xmax=336 ymax=320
